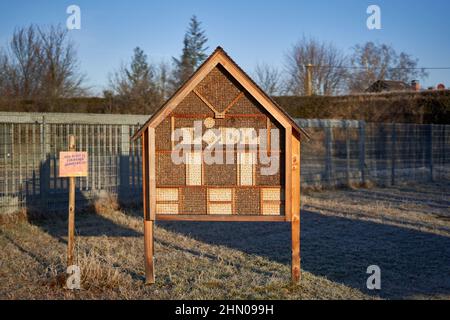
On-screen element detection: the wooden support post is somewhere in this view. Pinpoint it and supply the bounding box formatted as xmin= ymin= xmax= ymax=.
xmin=67 ymin=135 xmax=76 ymax=267
xmin=291 ymin=134 xmax=301 ymax=283
xmin=142 ymin=129 xmax=155 ymax=284
xmin=144 ymin=220 xmax=155 ymax=284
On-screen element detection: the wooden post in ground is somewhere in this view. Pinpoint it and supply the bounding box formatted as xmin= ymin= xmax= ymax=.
xmin=142 ymin=129 xmax=155 ymax=284
xmin=144 ymin=220 xmax=155 ymax=284
xmin=67 ymin=135 xmax=76 ymax=267
xmin=291 ymin=133 xmax=301 ymax=283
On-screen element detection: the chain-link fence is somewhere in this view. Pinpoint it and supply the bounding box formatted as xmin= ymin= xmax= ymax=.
xmin=0 ymin=113 xmax=449 ymax=215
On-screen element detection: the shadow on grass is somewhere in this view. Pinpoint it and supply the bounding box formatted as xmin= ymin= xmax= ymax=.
xmin=27 ymin=210 xmax=144 ymax=282
xmin=28 ymin=210 xmax=141 ymax=244
xmin=346 ymin=183 xmax=450 ymax=212
xmin=159 ymin=210 xmax=450 ymax=299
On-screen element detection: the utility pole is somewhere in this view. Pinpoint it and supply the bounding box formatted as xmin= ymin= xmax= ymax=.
xmin=305 ymin=64 xmax=313 ymax=96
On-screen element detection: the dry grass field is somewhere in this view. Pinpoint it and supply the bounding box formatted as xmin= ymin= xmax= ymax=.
xmin=1 ymin=182 xmax=449 ymax=300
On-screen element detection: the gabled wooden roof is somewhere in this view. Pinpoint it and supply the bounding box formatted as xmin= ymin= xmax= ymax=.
xmin=131 ymin=46 xmax=310 ymax=141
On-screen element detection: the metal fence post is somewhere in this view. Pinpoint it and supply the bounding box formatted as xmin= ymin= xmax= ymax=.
xmin=391 ymin=123 xmax=396 ymax=186
xmin=40 ymin=116 xmax=50 ymax=211
xmin=345 ymin=122 xmax=351 ymax=187
xmin=120 ymin=125 xmax=130 ymax=200
xmin=325 ymin=125 xmax=334 ymax=187
xmin=428 ymin=124 xmax=434 ymax=182
xmin=359 ymin=121 xmax=366 ymax=186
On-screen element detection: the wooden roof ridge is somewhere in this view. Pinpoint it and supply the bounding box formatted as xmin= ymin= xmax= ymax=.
xmin=131 ymin=46 xmax=310 ymax=141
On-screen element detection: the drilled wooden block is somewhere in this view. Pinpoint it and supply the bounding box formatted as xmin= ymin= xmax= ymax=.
xmin=209 ymin=188 xmax=232 ymax=201
xmin=261 ymin=202 xmax=281 ymax=216
xmin=156 ymin=188 xmax=179 ymax=201
xmin=156 ymin=203 xmax=178 ymax=215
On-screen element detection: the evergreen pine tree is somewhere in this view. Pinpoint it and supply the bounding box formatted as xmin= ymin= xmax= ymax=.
xmin=171 ymin=15 xmax=208 ymax=89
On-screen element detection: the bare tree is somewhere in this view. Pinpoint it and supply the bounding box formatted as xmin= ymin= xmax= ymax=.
xmin=0 ymin=24 xmax=87 ymax=99
xmin=0 ymin=26 xmax=43 ymax=98
xmin=253 ymin=62 xmax=282 ymax=96
xmin=284 ymin=36 xmax=348 ymax=96
xmin=37 ymin=25 xmax=87 ymax=98
xmin=348 ymin=42 xmax=428 ymax=93
xmin=0 ymin=50 xmax=9 ymax=95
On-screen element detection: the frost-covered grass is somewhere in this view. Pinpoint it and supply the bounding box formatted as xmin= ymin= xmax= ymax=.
xmin=1 ymin=182 xmax=449 ymax=300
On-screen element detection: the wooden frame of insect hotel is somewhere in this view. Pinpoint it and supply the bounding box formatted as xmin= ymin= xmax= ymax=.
xmin=132 ymin=47 xmax=310 ymax=284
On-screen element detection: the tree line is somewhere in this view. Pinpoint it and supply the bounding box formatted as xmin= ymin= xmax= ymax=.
xmin=0 ymin=16 xmax=428 ymax=114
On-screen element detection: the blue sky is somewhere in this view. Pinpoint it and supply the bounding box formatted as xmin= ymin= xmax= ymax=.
xmin=1 ymin=0 xmax=449 ymax=95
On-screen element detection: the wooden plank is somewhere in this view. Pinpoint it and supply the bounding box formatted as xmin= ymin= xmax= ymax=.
xmin=291 ymin=204 xmax=300 ymax=282
xmin=148 ymin=128 xmax=156 ymax=220
xmin=142 ymin=131 xmax=149 ymax=221
xmin=171 ymin=113 xmax=267 ymax=119
xmin=154 ymin=185 xmax=282 ymax=189
xmin=291 ymin=133 xmax=301 ymax=282
xmin=155 ymin=149 xmax=280 ymax=154
xmin=193 ymin=89 xmax=220 ymax=116
xmin=223 ymin=91 xmax=244 ymax=114
xmin=143 ymin=129 xmax=155 ymax=284
xmin=144 ymin=220 xmax=155 ymax=284
xmin=170 ymin=116 xmax=175 ymax=150
xmin=67 ymin=135 xmax=76 ymax=267
xmin=284 ymin=127 xmax=292 ymax=221
xmin=291 ymin=134 xmax=301 ymax=221
xmin=11 ymin=124 xmax=15 ymax=194
xmin=267 ymin=117 xmax=271 ymax=155
xmin=156 ymin=214 xmax=286 ymax=222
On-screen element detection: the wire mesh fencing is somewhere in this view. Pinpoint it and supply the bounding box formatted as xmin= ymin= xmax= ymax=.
xmin=297 ymin=120 xmax=450 ymax=188
xmin=0 ymin=113 xmax=148 ymax=214
xmin=0 ymin=112 xmax=449 ymax=215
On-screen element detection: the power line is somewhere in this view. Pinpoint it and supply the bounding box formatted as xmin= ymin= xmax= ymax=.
xmin=303 ymin=65 xmax=450 ymax=70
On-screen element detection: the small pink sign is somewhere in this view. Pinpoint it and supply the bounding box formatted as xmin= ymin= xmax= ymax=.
xmin=59 ymin=152 xmax=88 ymax=177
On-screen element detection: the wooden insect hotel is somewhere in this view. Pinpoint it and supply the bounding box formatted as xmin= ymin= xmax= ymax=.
xmin=132 ymin=47 xmax=309 ymax=284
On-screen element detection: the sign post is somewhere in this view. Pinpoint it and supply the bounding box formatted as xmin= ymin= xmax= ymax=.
xmin=67 ymin=136 xmax=76 ymax=266
xmin=59 ymin=135 xmax=88 ymax=268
